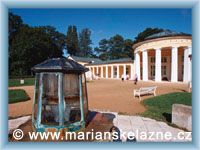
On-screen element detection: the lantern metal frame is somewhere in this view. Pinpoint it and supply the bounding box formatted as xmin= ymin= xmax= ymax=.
xmin=32 ymin=58 xmax=89 ymax=132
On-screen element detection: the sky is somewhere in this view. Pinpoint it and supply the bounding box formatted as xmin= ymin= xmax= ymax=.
xmin=10 ymin=8 xmax=192 ymax=49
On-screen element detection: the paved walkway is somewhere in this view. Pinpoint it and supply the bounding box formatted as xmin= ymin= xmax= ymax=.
xmin=112 ymin=113 xmax=192 ymax=142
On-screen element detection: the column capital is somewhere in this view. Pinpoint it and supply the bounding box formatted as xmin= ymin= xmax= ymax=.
xmin=137 ymin=51 xmax=141 ymax=54
xmin=186 ymin=46 xmax=192 ymax=55
xmin=171 ymin=46 xmax=178 ymax=49
xmin=155 ymin=47 xmax=162 ymax=51
xmin=143 ymin=49 xmax=148 ymax=52
xmin=184 ymin=46 xmax=192 ymax=50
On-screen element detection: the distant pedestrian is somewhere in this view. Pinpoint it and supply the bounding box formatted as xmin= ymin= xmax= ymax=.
xmin=134 ymin=74 xmax=138 ymax=85
xmin=126 ymin=75 xmax=129 ymax=80
xmin=121 ymin=74 xmax=124 ymax=81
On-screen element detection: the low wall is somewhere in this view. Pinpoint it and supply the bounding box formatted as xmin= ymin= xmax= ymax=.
xmin=172 ymin=104 xmax=192 ymax=131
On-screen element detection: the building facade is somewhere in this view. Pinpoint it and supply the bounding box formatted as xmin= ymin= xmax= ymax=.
xmin=69 ymin=30 xmax=192 ymax=83
xmin=133 ymin=30 xmax=192 ymax=82
xmin=69 ymin=56 xmax=134 ymax=80
xmin=85 ymin=58 xmax=134 ymax=80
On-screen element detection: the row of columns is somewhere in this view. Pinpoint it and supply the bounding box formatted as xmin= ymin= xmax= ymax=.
xmin=88 ymin=64 xmax=134 ymax=80
xmin=135 ymin=46 xmax=192 ymax=82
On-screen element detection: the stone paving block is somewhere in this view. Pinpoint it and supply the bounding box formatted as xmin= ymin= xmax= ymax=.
xmin=9 ymin=116 xmax=31 ymax=134
xmin=132 ymin=126 xmax=148 ymax=134
xmin=142 ymin=117 xmax=157 ymax=122
xmin=144 ymin=120 xmax=164 ymax=132
xmin=172 ymin=104 xmax=192 ymax=131
xmin=112 ymin=115 xmax=192 ymax=142
xmin=130 ymin=116 xmax=147 ymax=132
xmin=117 ymin=115 xmax=132 ymax=130
xmin=130 ymin=116 xmax=144 ymax=126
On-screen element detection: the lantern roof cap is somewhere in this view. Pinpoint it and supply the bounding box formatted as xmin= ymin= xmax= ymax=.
xmin=32 ymin=57 xmax=89 ymax=73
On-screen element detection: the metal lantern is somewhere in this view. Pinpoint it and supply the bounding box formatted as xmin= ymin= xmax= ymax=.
xmin=32 ymin=57 xmax=89 ymax=132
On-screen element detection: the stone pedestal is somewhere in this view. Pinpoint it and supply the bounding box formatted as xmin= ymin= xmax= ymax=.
xmin=172 ymin=104 xmax=192 ymax=131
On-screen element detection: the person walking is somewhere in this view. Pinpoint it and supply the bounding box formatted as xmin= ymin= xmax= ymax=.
xmin=134 ymin=74 xmax=138 ymax=85
xmin=121 ymin=74 xmax=124 ymax=81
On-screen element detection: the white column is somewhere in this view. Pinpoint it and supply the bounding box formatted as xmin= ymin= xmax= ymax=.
xmin=92 ymin=67 xmax=95 ymax=76
xmin=123 ymin=64 xmax=126 ymax=80
xmin=117 ymin=65 xmax=119 ymax=78
xmin=96 ymin=67 xmax=99 ymax=74
xmin=188 ymin=46 xmax=192 ymax=82
xmin=101 ymin=66 xmax=103 ymax=78
xmin=130 ymin=63 xmax=134 ymax=80
xmin=142 ymin=50 xmax=148 ymax=81
xmin=155 ymin=48 xmax=161 ymax=82
xmin=135 ymin=52 xmax=140 ymax=80
xmin=171 ymin=47 xmax=178 ymax=82
xmin=111 ymin=66 xmax=114 ymax=78
xmin=183 ymin=48 xmax=189 ymax=82
xmin=106 ymin=65 xmax=108 ymax=78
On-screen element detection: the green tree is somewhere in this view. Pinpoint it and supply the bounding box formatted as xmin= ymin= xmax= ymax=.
xmin=9 ymin=12 xmax=23 ymax=43
xmin=123 ymin=39 xmax=134 ymax=59
xmin=94 ymin=28 xmax=164 ymax=61
xmin=66 ymin=25 xmax=79 ymax=55
xmin=94 ymin=39 xmax=110 ymax=60
xmin=9 ymin=25 xmax=65 ymax=76
xmin=78 ymin=28 xmax=92 ymax=57
xmin=95 ymin=35 xmax=131 ymax=60
xmin=9 ymin=12 xmax=24 ymax=75
xmin=9 ymin=13 xmax=65 ymax=76
xmin=40 ymin=26 xmax=65 ymax=57
xmin=109 ymin=34 xmax=125 ymax=59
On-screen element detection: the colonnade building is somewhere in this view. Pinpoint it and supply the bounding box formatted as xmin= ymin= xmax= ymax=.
xmin=69 ymin=30 xmax=192 ymax=82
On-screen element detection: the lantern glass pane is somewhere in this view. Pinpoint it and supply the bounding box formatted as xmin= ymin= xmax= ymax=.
xmin=41 ymin=73 xmax=59 ymax=125
xmin=33 ymin=73 xmax=40 ymax=120
xmin=63 ymin=74 xmax=81 ymax=124
xmin=82 ymin=74 xmax=88 ymax=119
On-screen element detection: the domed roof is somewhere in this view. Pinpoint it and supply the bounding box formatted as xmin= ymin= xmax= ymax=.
xmin=144 ymin=29 xmax=191 ymax=40
xmin=32 ymin=57 xmax=89 ymax=73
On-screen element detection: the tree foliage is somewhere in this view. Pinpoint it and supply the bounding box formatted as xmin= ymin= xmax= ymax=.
xmin=9 ymin=13 xmax=65 ymax=76
xmin=94 ymin=35 xmax=134 ymax=60
xmin=95 ymin=28 xmax=164 ymax=61
xmin=94 ymin=39 xmax=110 ymax=60
xmin=66 ymin=25 xmax=79 ymax=55
xmin=9 ymin=12 xmax=23 ymax=43
xmin=78 ymin=28 xmax=92 ymax=57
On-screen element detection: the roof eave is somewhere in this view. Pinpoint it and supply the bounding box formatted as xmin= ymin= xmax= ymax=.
xmin=85 ymin=60 xmax=134 ymax=66
xmin=132 ymin=35 xmax=192 ymax=50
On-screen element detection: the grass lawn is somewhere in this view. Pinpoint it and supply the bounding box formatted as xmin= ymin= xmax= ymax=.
xmin=9 ymin=78 xmax=35 ymax=87
xmin=140 ymin=92 xmax=192 ymax=124
xmin=9 ymin=89 xmax=30 ymax=104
